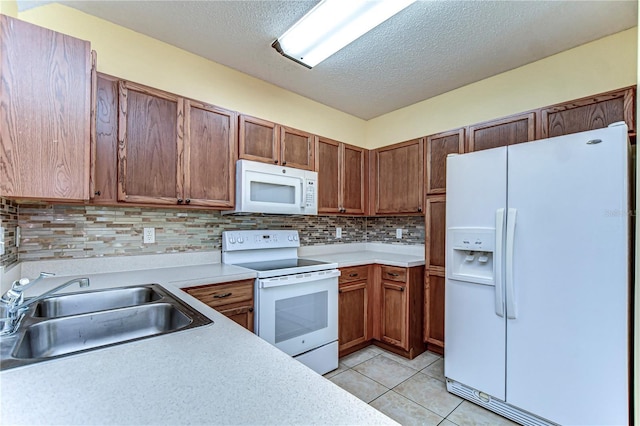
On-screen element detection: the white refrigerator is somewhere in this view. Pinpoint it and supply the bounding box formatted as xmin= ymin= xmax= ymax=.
xmin=444 ymin=123 xmax=630 ymax=426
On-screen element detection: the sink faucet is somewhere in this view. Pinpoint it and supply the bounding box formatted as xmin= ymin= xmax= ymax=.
xmin=0 ymin=273 xmax=90 ymax=336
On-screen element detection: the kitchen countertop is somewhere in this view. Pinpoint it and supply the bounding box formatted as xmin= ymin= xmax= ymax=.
xmin=0 ymin=262 xmax=396 ymax=425
xmin=299 ymin=242 xmax=425 ymax=268
xmin=1 ymin=243 xmax=424 ymax=424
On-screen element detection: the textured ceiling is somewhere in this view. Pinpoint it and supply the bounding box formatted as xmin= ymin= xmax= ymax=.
xmin=18 ymin=1 xmax=638 ymax=120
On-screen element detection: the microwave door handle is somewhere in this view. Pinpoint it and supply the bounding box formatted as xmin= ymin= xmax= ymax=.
xmin=300 ymin=179 xmax=305 ymax=208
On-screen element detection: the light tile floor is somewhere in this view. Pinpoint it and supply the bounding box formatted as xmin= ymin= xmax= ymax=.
xmin=324 ymin=345 xmax=517 ymax=426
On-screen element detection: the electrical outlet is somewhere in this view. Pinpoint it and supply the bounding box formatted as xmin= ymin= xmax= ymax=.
xmin=143 ymin=227 xmax=155 ymax=244
xmin=336 ymin=227 xmax=342 ymax=239
xmin=396 ymin=228 xmax=403 ymax=239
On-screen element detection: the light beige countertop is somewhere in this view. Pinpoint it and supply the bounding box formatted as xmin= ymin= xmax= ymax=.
xmin=0 ymin=262 xmax=396 ymax=425
xmin=299 ymin=242 xmax=425 ymax=268
xmin=1 ymin=243 xmax=424 ymax=425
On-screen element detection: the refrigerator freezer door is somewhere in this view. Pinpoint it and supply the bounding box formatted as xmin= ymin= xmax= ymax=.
xmin=445 ymin=147 xmax=507 ymax=400
xmin=505 ymin=126 xmax=629 ymax=425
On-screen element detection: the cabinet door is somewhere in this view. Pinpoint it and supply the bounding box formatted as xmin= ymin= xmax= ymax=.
xmin=91 ymin=73 xmax=119 ymax=204
xmin=424 ymin=195 xmax=446 ymax=353
xmin=316 ymin=137 xmax=340 ymax=213
xmin=341 ymin=144 xmax=366 ymax=215
xmin=424 ymin=271 xmax=445 ymax=353
xmin=468 ymin=112 xmax=535 ymax=152
xmin=218 ymin=306 xmax=254 ymax=332
xmin=184 ymin=100 xmax=236 ymax=207
xmin=280 ymin=126 xmax=315 ymax=170
xmin=375 ymin=138 xmax=424 ymax=214
xmin=238 ymin=115 xmax=278 ymax=165
xmin=0 ymin=15 xmax=91 ymax=201
xmin=380 ymin=280 xmax=408 ymax=350
xmin=426 ymin=129 xmax=464 ymax=195
xmin=338 ymin=281 xmax=368 ymax=353
xmin=425 ymin=195 xmax=446 ymax=271
xmin=118 ymin=82 xmax=183 ymax=205
xmin=540 ymin=87 xmax=635 ymax=138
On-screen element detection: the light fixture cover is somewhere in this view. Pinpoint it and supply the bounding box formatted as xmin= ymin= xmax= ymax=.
xmin=273 ymin=0 xmax=416 ymax=68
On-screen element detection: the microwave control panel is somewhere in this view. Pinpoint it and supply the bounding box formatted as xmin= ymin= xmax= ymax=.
xmin=305 ymin=180 xmax=316 ymax=208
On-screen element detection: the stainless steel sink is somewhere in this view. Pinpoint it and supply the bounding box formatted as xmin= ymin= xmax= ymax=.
xmin=1 ymin=284 xmax=211 ymax=370
xmin=33 ymin=286 xmax=163 ymax=318
xmin=14 ymin=303 xmax=192 ymax=359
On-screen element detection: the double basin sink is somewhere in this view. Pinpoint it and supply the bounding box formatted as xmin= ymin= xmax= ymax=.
xmin=1 ymin=284 xmax=212 ymax=370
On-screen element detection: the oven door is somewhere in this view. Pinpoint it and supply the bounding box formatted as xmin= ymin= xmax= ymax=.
xmin=257 ymin=270 xmax=339 ymax=357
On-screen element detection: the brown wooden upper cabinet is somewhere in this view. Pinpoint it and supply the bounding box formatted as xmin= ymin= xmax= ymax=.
xmin=316 ymin=137 xmax=367 ymax=215
xmin=0 ymin=15 xmax=93 ymax=201
xmin=373 ymin=138 xmax=424 ymax=215
xmin=239 ymin=115 xmax=315 ymax=171
xmin=184 ymin=100 xmax=236 ymax=208
xmin=118 ymin=81 xmax=184 ymax=205
xmin=468 ymin=112 xmax=536 ymax=152
xmin=92 ymin=73 xmax=119 ymax=203
xmin=117 ymin=81 xmax=236 ymax=207
xmin=540 ymin=87 xmax=635 ymax=138
xmin=425 ymin=129 xmax=465 ymax=195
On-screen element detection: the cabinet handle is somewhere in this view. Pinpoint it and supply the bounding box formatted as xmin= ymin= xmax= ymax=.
xmin=400 ymin=287 xmax=405 ymax=291
xmin=177 ymin=199 xmax=183 ymax=204
xmin=213 ymin=292 xmax=232 ymax=299
xmin=349 ymin=273 xmax=358 ymax=277
xmin=186 ymin=199 xmax=191 ymax=204
xmin=274 ymin=160 xmax=278 ymax=164
xmin=282 ymin=161 xmax=287 ymax=165
xmin=338 ymin=289 xmax=342 ymax=293
xmin=418 ymin=207 xmax=423 ymax=212
xmin=248 ymin=307 xmax=254 ymax=313
xmin=94 ymin=190 xmax=101 ymax=196
xmin=387 ymin=272 xmax=400 ymax=277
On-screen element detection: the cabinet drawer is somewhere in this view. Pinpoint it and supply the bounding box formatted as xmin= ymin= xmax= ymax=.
xmin=380 ymin=266 xmax=407 ymax=282
xmin=185 ymin=279 xmax=254 ymax=309
xmin=339 ymin=266 xmax=369 ymax=284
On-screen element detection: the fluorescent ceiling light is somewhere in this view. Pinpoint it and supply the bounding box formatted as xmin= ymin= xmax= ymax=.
xmin=272 ymin=0 xmax=416 ymax=69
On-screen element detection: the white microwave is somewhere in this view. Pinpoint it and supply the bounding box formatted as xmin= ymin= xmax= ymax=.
xmin=225 ymin=160 xmax=318 ymax=215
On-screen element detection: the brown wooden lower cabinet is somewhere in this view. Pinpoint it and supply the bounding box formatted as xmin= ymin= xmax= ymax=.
xmin=338 ymin=264 xmax=425 ymax=359
xmin=380 ymin=279 xmax=408 ymax=349
xmin=217 ymin=305 xmax=254 ymax=331
xmin=338 ymin=265 xmax=370 ymax=357
xmin=183 ymin=279 xmax=254 ymax=332
xmin=424 ymin=270 xmax=445 ymax=355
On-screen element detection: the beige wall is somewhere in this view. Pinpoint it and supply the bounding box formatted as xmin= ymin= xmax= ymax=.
xmin=17 ymin=3 xmax=368 ymax=147
xmin=367 ymin=27 xmax=638 ymax=149
xmin=0 ymin=1 xmax=17 ymax=17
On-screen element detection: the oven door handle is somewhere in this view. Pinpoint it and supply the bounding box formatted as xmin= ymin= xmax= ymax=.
xmin=259 ymin=269 xmax=341 ymax=288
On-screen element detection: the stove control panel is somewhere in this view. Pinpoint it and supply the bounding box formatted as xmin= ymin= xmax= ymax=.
xmin=222 ymin=230 xmax=300 ymax=251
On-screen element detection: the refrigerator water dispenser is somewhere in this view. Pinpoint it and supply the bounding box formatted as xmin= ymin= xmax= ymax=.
xmin=448 ymin=228 xmax=495 ymax=285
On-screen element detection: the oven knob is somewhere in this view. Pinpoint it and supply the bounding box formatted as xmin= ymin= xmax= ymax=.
xmin=288 ymin=235 xmax=293 ymax=241
xmin=229 ymin=237 xmax=236 ymax=244
xmin=293 ymin=235 xmax=298 ymax=241
xmin=238 ymin=237 xmax=244 ymax=243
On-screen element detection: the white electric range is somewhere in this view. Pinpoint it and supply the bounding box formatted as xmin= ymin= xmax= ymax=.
xmin=222 ymin=230 xmax=340 ymax=375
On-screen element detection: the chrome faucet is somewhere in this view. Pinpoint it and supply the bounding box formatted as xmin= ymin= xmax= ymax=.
xmin=0 ymin=273 xmax=90 ymax=336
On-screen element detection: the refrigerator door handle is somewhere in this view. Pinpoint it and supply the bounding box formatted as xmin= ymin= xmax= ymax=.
xmin=494 ymin=208 xmax=505 ymax=317
xmin=505 ymin=208 xmax=518 ymax=319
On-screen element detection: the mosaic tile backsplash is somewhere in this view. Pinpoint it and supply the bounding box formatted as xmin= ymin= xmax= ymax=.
xmin=0 ymin=198 xmax=19 ymax=267
xmin=7 ymin=203 xmax=425 ymax=264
